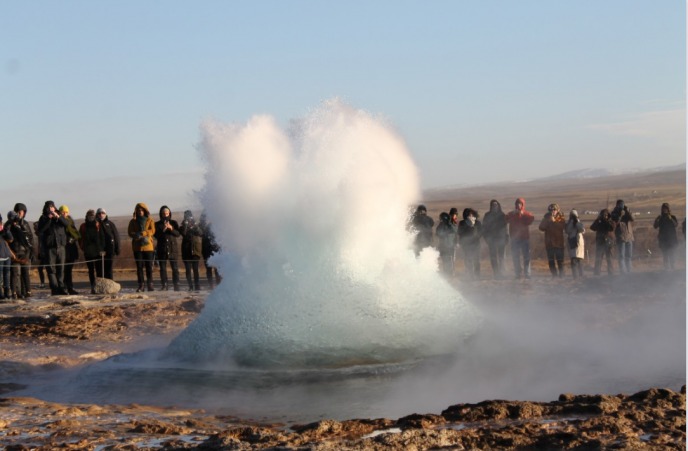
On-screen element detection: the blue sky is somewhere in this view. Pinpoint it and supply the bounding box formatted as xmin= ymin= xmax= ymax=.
xmin=1 ymin=1 xmax=685 ymax=217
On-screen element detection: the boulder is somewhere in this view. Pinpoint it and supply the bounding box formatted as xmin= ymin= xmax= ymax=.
xmin=94 ymin=278 xmax=121 ymax=295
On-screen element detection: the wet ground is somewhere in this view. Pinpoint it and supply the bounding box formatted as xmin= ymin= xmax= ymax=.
xmin=0 ymin=268 xmax=685 ymax=450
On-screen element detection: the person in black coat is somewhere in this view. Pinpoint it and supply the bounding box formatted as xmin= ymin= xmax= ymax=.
xmin=154 ymin=206 xmax=181 ymax=291
xmin=458 ymin=208 xmax=482 ymax=280
xmin=653 ymin=203 xmax=679 ymax=270
xmin=180 ymin=210 xmax=203 ymax=291
xmin=481 ymin=200 xmax=508 ymax=279
xmin=37 ymin=200 xmax=70 ymax=295
xmin=410 ymin=205 xmax=434 ymax=257
xmin=4 ymin=203 xmax=34 ymax=299
xmin=435 ymin=212 xmax=457 ymax=277
xmin=96 ymin=208 xmax=120 ymax=281
xmin=590 ymin=209 xmax=616 ymax=276
xmin=199 ymin=213 xmax=221 ymax=289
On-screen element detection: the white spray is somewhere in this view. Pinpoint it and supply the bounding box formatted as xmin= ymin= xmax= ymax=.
xmin=165 ymin=99 xmax=480 ymax=368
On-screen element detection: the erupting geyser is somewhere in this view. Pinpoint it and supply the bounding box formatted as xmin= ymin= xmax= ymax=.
xmin=165 ymin=99 xmax=481 ymax=368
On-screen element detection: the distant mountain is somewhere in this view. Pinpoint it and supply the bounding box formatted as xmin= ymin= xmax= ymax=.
xmin=535 ymin=163 xmax=686 ymax=181
xmin=424 ymin=163 xmax=686 ymax=195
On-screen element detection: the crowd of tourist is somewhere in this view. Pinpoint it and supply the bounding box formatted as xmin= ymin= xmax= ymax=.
xmin=0 ymin=197 xmax=684 ymax=299
xmin=0 ymin=201 xmax=221 ymax=299
xmin=409 ymin=198 xmax=686 ymax=280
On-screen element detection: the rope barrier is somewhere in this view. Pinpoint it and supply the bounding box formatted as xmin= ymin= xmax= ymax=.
xmin=14 ymin=257 xmax=215 ymax=268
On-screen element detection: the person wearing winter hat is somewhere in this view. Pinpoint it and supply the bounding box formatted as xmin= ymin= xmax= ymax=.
xmin=37 ymin=200 xmax=70 ymax=295
xmin=409 ymin=205 xmax=435 ymax=257
xmin=458 ymin=208 xmax=483 ymax=280
xmin=435 ymin=212 xmax=457 ymax=277
xmin=566 ymin=210 xmax=585 ymax=279
xmin=154 ymin=206 xmax=181 ymax=291
xmin=4 ymin=203 xmax=34 ymax=298
xmin=538 ymin=203 xmax=566 ymax=277
xmin=504 ymin=198 xmax=534 ymax=279
xmin=482 ymin=200 xmax=508 ymax=279
xmin=79 ymin=210 xmax=105 ymax=294
xmin=59 ymin=205 xmax=81 ymax=295
xmin=180 ymin=210 xmax=203 ymax=291
xmin=96 ymin=208 xmax=120 ymax=281
xmin=128 ymin=203 xmax=156 ymax=292
xmin=590 ymin=209 xmax=616 ymax=276
xmin=653 ymin=203 xmax=679 ymax=270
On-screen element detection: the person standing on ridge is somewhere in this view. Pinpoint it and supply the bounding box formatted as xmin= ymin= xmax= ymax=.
xmin=410 ymin=205 xmax=434 ymax=257
xmin=199 ymin=212 xmax=221 ymax=289
xmin=5 ymin=204 xmax=34 ymax=298
xmin=458 ymin=208 xmax=483 ymax=280
xmin=565 ymin=209 xmax=585 ymax=279
xmin=154 ymin=206 xmax=181 ymax=291
xmin=435 ymin=212 xmax=457 ymax=277
xmin=96 ymin=208 xmax=120 ymax=281
xmin=482 ymin=200 xmax=508 ymax=279
xmin=79 ymin=210 xmax=105 ymax=294
xmin=60 ymin=205 xmax=81 ymax=295
xmin=590 ymin=209 xmax=616 ymax=276
xmin=504 ymin=198 xmax=534 ymax=279
xmin=128 ymin=203 xmax=156 ymax=292
xmin=37 ymin=200 xmax=70 ymax=295
xmin=180 ymin=210 xmax=203 ymax=291
xmin=538 ymin=203 xmax=566 ymax=277
xmin=610 ymin=200 xmax=634 ymax=273
xmin=653 ymin=203 xmax=679 ymax=270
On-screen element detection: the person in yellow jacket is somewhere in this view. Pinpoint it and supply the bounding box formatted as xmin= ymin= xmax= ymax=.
xmin=128 ymin=203 xmax=156 ymax=292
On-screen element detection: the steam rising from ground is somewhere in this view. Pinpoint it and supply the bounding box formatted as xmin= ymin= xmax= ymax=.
xmin=165 ymin=99 xmax=480 ymax=368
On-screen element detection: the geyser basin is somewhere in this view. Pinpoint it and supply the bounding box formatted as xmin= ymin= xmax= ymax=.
xmin=163 ymin=99 xmax=481 ymax=368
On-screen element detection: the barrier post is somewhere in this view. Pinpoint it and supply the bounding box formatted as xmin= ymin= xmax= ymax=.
xmin=100 ymin=252 xmax=106 ymax=278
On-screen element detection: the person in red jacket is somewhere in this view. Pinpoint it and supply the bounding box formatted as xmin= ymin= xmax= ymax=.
xmin=504 ymin=198 xmax=534 ymax=279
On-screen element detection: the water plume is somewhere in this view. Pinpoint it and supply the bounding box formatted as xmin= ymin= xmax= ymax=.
xmin=164 ymin=99 xmax=480 ymax=368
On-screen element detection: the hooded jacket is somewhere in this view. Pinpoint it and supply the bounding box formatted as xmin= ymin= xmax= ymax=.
xmin=37 ymin=200 xmax=70 ymax=250
xmin=199 ymin=214 xmax=220 ymax=260
xmin=458 ymin=208 xmax=483 ymax=249
xmin=435 ymin=213 xmax=457 ymax=255
xmin=79 ymin=215 xmax=105 ymax=260
xmin=154 ymin=205 xmax=181 ymax=260
xmin=98 ymin=212 xmax=121 ymax=257
xmin=565 ymin=212 xmax=585 ymax=259
xmin=482 ymin=200 xmax=508 ymax=245
xmin=610 ymin=201 xmax=634 ymax=243
xmin=653 ymin=203 xmax=679 ymax=250
xmin=590 ymin=209 xmax=617 ymax=246
xmin=538 ymin=207 xmax=566 ymax=249
xmin=180 ymin=211 xmax=204 ymax=259
xmin=4 ymin=213 xmax=34 ymax=256
xmin=504 ymin=198 xmax=534 ymax=240
xmin=127 ymin=203 xmax=156 ymax=252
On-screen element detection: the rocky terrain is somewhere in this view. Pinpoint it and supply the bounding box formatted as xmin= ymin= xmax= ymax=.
xmin=0 ymin=269 xmax=685 ymax=450
xmin=1 ymin=386 xmax=684 ymax=450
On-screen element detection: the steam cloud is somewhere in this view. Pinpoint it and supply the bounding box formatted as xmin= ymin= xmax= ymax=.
xmin=164 ymin=99 xmax=481 ymax=368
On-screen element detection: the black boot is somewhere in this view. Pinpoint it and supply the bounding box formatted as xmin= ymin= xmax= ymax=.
xmin=147 ymin=282 xmax=155 ymax=292
xmin=136 ymin=283 xmax=144 ymax=293
xmin=173 ymin=284 xmax=180 ymax=292
xmin=67 ymin=288 xmax=79 ymax=295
